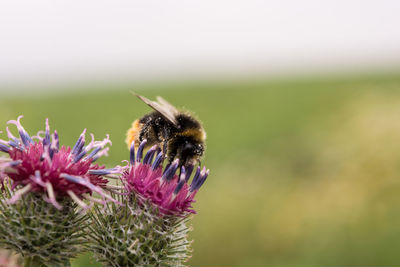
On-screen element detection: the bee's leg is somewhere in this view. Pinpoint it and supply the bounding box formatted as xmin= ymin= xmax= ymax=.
xmin=161 ymin=144 xmax=169 ymax=174
xmin=160 ymin=140 xmax=168 ymax=173
xmin=160 ymin=127 xmax=170 ymax=160
xmin=162 ymin=140 xmax=168 ymax=155
xmin=161 ymin=139 xmax=174 ymax=175
xmin=167 ymin=149 xmax=177 ymax=165
xmin=139 ymin=122 xmax=150 ymax=142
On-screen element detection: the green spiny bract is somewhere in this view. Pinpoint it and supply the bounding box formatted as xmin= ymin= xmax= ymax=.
xmin=87 ymin=194 xmax=192 ymax=267
xmin=0 ymin=183 xmax=88 ymax=267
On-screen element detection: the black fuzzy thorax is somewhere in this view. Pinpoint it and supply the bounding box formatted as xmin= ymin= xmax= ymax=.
xmin=138 ymin=111 xmax=204 ymax=165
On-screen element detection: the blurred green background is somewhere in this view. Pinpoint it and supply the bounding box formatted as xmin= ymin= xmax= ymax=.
xmin=1 ymin=73 xmax=400 ymax=266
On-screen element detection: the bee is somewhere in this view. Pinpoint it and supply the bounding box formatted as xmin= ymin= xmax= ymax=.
xmin=126 ymin=94 xmax=206 ymax=167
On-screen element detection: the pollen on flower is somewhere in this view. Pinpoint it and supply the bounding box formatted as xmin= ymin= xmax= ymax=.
xmin=0 ymin=116 xmax=119 ymax=210
xmin=121 ymin=140 xmax=209 ymax=216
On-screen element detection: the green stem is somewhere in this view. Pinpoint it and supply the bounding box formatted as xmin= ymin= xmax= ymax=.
xmin=23 ymin=256 xmax=44 ymax=267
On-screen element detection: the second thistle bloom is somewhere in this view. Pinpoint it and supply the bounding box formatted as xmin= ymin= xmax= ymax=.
xmin=88 ymin=140 xmax=209 ymax=266
xmin=120 ymin=140 xmax=209 ymax=216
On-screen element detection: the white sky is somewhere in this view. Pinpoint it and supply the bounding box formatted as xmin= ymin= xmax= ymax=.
xmin=0 ymin=0 xmax=399 ymax=88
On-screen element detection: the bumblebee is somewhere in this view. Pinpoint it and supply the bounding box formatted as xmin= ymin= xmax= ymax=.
xmin=126 ymin=94 xmax=206 ymax=167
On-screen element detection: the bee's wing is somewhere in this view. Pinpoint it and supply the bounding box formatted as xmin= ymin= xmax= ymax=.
xmin=136 ymin=94 xmax=178 ymax=126
xmin=156 ymin=96 xmax=179 ymax=115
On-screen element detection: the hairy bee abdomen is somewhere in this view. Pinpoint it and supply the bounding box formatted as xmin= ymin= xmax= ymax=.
xmin=126 ymin=119 xmax=141 ymax=149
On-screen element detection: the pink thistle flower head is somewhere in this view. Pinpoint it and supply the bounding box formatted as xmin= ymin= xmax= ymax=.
xmin=120 ymin=140 xmax=209 ymax=216
xmin=0 ymin=116 xmax=119 ymax=210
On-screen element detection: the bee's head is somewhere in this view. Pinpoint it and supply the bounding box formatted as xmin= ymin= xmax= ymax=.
xmin=180 ymin=142 xmax=204 ymax=166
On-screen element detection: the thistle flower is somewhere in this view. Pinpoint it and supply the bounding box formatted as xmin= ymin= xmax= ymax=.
xmin=88 ymin=140 xmax=209 ymax=266
xmin=122 ymin=140 xmax=209 ymax=216
xmin=0 ymin=116 xmax=118 ymax=266
xmin=0 ymin=115 xmax=118 ymax=209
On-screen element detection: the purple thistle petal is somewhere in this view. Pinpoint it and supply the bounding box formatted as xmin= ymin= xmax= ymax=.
xmin=151 ymin=152 xmax=163 ymax=170
xmin=129 ymin=141 xmax=135 ymax=164
xmin=179 ymin=166 xmax=186 ymax=182
xmin=92 ymin=147 xmax=109 ymax=162
xmin=49 ymin=133 xmax=60 ymax=159
xmin=174 ymin=167 xmax=186 ymax=194
xmin=0 ymin=143 xmax=9 ymax=153
xmin=189 ymin=166 xmax=201 ymax=191
xmin=84 ymin=135 xmax=111 ymax=161
xmin=86 ymin=146 xmax=102 ymax=160
xmin=185 ymin=164 xmax=194 ymax=182
xmin=41 ymin=145 xmax=51 ymax=162
xmin=61 ymin=173 xmax=119 ymax=204
xmin=43 ymin=118 xmax=51 ymax=147
xmin=88 ymin=169 xmax=112 ymax=176
xmin=136 ymin=139 xmax=147 ymax=162
xmin=5 ymin=128 xmax=22 ymax=150
xmin=74 ymin=150 xmax=86 ymax=163
xmin=162 ymin=159 xmax=179 ymax=181
xmin=89 ymin=166 xmax=124 ymax=175
xmin=49 ymin=149 xmax=55 ymax=159
xmin=8 ymin=140 xmax=22 ymax=150
xmin=197 ymin=169 xmax=209 ymax=188
xmin=8 ymin=160 xmax=22 ymax=167
xmin=7 ymin=116 xmax=33 ymax=147
xmin=53 ymin=131 xmax=59 ymax=150
xmin=72 ymin=129 xmax=86 ymax=155
xmin=191 ymin=168 xmax=209 ymax=191
xmin=192 ymin=167 xmax=207 ymax=190
xmin=61 ymin=174 xmax=100 ymax=192
xmin=163 ymin=163 xmax=171 ymax=174
xmin=143 ymin=145 xmax=157 ymax=165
